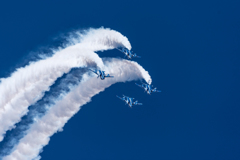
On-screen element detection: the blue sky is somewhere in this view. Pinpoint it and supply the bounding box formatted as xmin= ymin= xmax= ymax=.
xmin=0 ymin=0 xmax=240 ymax=159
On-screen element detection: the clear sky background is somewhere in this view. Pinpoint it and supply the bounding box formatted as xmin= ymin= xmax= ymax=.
xmin=0 ymin=0 xmax=240 ymax=159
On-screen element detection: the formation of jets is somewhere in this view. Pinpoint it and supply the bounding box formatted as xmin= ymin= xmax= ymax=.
xmin=88 ymin=47 xmax=161 ymax=108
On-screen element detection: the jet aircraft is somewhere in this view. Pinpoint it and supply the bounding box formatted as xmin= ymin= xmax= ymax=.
xmin=135 ymin=82 xmax=161 ymax=95
xmin=117 ymin=48 xmax=141 ymax=59
xmin=116 ymin=95 xmax=142 ymax=108
xmin=89 ymin=69 xmax=114 ymax=80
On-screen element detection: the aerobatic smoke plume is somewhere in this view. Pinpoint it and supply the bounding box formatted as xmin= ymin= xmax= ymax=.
xmin=0 ymin=27 xmax=151 ymax=160
xmin=0 ymin=28 xmax=131 ymax=142
xmin=0 ymin=50 xmax=102 ymax=142
xmin=3 ymin=58 xmax=151 ymax=160
xmin=0 ymin=68 xmax=88 ymax=157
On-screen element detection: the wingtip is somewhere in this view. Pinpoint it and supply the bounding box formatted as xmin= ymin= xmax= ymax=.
xmin=135 ymin=83 xmax=140 ymax=86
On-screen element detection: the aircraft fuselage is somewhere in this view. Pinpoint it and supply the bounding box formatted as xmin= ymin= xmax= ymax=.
xmin=98 ymin=70 xmax=106 ymax=80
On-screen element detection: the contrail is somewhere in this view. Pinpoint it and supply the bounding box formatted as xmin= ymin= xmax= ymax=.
xmin=0 ymin=28 xmax=131 ymax=142
xmin=3 ymin=58 xmax=151 ymax=160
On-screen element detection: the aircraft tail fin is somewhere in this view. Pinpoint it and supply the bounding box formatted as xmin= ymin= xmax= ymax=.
xmin=134 ymin=101 xmax=142 ymax=105
xmin=153 ymin=88 xmax=161 ymax=92
xmin=106 ymin=74 xmax=114 ymax=78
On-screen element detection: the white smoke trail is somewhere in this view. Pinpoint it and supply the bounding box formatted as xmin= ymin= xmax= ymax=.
xmin=3 ymin=58 xmax=151 ymax=160
xmin=0 ymin=28 xmax=131 ymax=142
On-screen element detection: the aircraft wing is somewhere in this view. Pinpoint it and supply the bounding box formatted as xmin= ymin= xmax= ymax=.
xmin=135 ymin=83 xmax=144 ymax=89
xmin=117 ymin=48 xmax=130 ymax=54
xmin=89 ymin=69 xmax=98 ymax=75
xmin=116 ymin=48 xmax=124 ymax=53
xmin=116 ymin=95 xmax=125 ymax=101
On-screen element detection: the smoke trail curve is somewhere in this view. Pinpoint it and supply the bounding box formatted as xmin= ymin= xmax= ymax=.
xmin=3 ymin=58 xmax=151 ymax=160
xmin=0 ymin=28 xmax=131 ymax=142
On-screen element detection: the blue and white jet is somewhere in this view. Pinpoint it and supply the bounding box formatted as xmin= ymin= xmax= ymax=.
xmin=135 ymin=82 xmax=161 ymax=95
xmin=117 ymin=48 xmax=141 ymax=59
xmin=89 ymin=69 xmax=114 ymax=80
xmin=116 ymin=95 xmax=142 ymax=108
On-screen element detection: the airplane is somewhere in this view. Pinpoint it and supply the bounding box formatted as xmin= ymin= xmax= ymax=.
xmin=116 ymin=95 xmax=142 ymax=108
xmin=135 ymin=82 xmax=161 ymax=95
xmin=117 ymin=48 xmax=141 ymax=59
xmin=89 ymin=69 xmax=114 ymax=80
